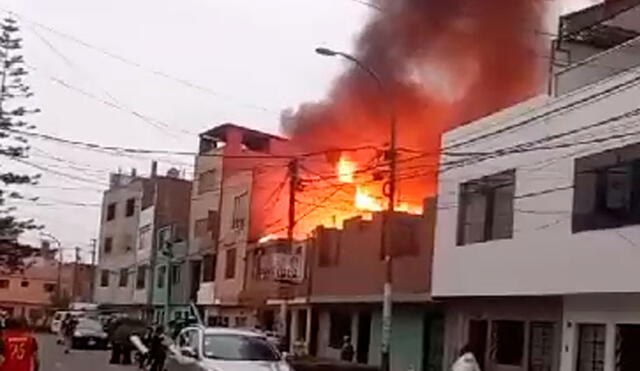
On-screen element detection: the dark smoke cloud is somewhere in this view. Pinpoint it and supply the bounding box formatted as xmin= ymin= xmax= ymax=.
xmin=282 ymin=0 xmax=547 ymax=197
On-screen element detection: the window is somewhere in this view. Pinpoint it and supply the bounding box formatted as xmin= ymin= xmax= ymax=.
xmin=577 ymin=324 xmax=605 ymax=371
xmin=492 ymin=320 xmax=524 ymax=366
xmin=136 ymin=265 xmax=147 ymax=290
xmin=158 ymin=266 xmax=166 ymax=289
xmin=123 ymin=234 xmax=133 ymax=251
xmin=43 ymin=283 xmax=56 ymax=293
xmin=171 ymin=264 xmax=181 ymax=285
xmin=100 ymin=270 xmax=109 ymax=287
xmin=202 ymin=254 xmax=216 ymax=282
xmin=529 ymin=322 xmax=556 ymax=371
xmin=0 ymin=279 xmax=9 ymax=289
xmin=457 ymin=170 xmax=515 ymax=245
xmin=20 ymin=280 xmax=29 ymax=288
xmin=573 ymin=143 xmax=640 ymax=232
xmin=106 ymin=203 xmax=116 ymax=221
xmin=203 ymin=334 xmax=279 ymax=361
xmin=198 ymin=169 xmax=217 ymax=194
xmin=317 ymin=228 xmax=339 ymax=267
xmin=119 ymin=268 xmax=128 ymax=287
xmin=329 ymin=311 xmax=352 ymax=349
xmin=104 ymin=237 xmax=113 ymax=254
xmin=232 ymin=193 xmax=248 ymax=230
xmin=225 ymin=248 xmax=236 ymax=279
xmin=125 ymin=198 xmax=135 ymax=217
xmin=615 ymin=324 xmax=640 ymax=371
xmin=194 ymin=218 xmax=210 ymax=238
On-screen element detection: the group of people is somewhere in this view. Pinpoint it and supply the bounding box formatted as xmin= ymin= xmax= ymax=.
xmin=0 ymin=317 xmax=40 ymax=371
xmin=107 ymin=320 xmax=169 ymax=371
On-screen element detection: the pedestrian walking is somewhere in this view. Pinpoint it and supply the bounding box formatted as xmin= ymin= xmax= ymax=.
xmin=148 ymin=326 xmax=168 ymax=371
xmin=451 ymin=345 xmax=481 ymax=371
xmin=0 ymin=317 xmax=40 ymax=371
xmin=61 ymin=313 xmax=78 ymax=354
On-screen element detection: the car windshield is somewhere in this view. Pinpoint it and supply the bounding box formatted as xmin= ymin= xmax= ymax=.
xmin=203 ymin=334 xmax=280 ymax=361
xmin=77 ymin=319 xmax=103 ymax=331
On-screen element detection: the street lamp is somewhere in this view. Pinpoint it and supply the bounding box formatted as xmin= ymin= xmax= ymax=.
xmin=315 ymin=47 xmax=397 ymax=371
xmin=40 ymin=232 xmax=63 ymax=304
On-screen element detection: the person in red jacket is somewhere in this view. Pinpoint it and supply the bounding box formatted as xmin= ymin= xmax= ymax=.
xmin=0 ymin=317 xmax=40 ymax=371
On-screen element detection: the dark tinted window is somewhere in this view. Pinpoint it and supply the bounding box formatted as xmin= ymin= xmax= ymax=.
xmin=203 ymin=335 xmax=279 ymax=361
xmin=106 ymin=203 xmax=116 ymax=221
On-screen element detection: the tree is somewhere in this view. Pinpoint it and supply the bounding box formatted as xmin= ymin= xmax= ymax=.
xmin=0 ymin=16 xmax=41 ymax=271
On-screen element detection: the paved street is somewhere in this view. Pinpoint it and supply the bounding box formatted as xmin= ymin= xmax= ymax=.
xmin=36 ymin=334 xmax=130 ymax=371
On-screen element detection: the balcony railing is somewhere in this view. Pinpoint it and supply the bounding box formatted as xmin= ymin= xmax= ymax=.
xmin=553 ymin=34 xmax=640 ymax=95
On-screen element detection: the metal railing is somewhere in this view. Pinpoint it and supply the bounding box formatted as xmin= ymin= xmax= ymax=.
xmin=554 ymin=34 xmax=640 ymax=95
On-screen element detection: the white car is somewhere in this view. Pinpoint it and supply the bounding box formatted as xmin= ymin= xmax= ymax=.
xmin=166 ymin=326 xmax=292 ymax=371
xmin=50 ymin=311 xmax=85 ymax=334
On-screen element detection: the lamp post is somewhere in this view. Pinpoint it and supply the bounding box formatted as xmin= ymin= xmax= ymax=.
xmin=41 ymin=232 xmax=63 ymax=306
xmin=315 ymin=47 xmax=397 ymax=371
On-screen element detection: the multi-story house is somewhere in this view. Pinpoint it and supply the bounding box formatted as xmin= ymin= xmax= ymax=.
xmin=95 ymin=165 xmax=191 ymax=320
xmin=189 ymin=124 xmax=288 ymax=326
xmin=95 ymin=171 xmax=146 ymax=315
xmin=303 ymin=199 xmax=441 ymax=371
xmin=0 ymin=241 xmax=94 ymax=325
xmin=433 ymin=2 xmax=640 ymax=371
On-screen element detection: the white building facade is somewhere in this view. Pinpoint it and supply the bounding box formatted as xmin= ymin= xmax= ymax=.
xmin=433 ymin=2 xmax=640 ymax=371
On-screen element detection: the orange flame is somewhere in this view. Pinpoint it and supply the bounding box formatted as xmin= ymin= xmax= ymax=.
xmin=337 ymin=156 xmax=356 ymax=183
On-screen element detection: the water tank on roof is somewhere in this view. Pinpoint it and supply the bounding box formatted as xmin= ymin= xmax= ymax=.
xmin=167 ymin=168 xmax=180 ymax=178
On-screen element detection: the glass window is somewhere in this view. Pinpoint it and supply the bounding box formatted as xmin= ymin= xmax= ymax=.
xmin=157 ymin=266 xmax=166 ymax=289
xmin=225 ymin=249 xmax=236 ymax=279
xmin=100 ymin=270 xmax=109 ymax=287
xmin=136 ymin=265 xmax=147 ymax=290
xmin=529 ymin=322 xmax=556 ymax=371
xmin=457 ymin=170 xmax=515 ymax=245
xmin=615 ymin=324 xmax=640 ymax=371
xmin=125 ymin=198 xmax=135 ymax=217
xmin=202 ymin=254 xmax=216 ymax=282
xmin=203 ymin=335 xmax=279 ymax=361
xmin=119 ymin=268 xmax=128 ymax=287
xmin=577 ymin=324 xmax=605 ymax=371
xmin=106 ymin=203 xmax=116 ymax=221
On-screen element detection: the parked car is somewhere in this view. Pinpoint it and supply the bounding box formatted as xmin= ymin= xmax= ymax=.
xmin=71 ymin=318 xmax=109 ymax=349
xmin=166 ymin=326 xmax=292 ymax=371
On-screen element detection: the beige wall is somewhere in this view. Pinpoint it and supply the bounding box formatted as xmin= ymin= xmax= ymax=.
xmin=214 ymin=171 xmax=252 ymax=305
xmin=95 ymin=178 xmax=144 ymax=305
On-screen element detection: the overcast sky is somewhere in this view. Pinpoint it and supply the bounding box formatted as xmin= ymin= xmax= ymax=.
xmin=2 ymin=0 xmax=369 ymax=261
xmin=2 ymin=0 xmax=598 ymax=262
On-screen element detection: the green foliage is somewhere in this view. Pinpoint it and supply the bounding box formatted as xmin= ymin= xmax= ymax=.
xmin=0 ymin=16 xmax=41 ymax=270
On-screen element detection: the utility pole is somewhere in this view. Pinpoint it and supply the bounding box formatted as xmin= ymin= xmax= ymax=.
xmin=381 ymin=102 xmax=397 ymax=371
xmin=73 ymin=246 xmax=80 ymax=301
xmin=280 ymin=158 xmax=299 ymax=344
xmin=162 ymin=239 xmax=174 ymax=330
xmin=90 ymin=239 xmax=97 ymax=302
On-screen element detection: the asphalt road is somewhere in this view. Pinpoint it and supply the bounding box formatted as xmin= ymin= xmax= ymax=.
xmin=36 ymin=333 xmax=131 ymax=371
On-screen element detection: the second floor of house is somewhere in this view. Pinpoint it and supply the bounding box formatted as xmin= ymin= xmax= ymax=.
xmin=433 ymin=55 xmax=640 ymax=297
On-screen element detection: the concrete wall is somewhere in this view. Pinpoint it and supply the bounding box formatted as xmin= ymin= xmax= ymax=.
xmin=95 ymin=178 xmax=144 ymax=305
xmin=560 ymin=294 xmax=640 ymax=371
xmin=433 ymin=63 xmax=640 ymax=297
xmin=310 ymin=203 xmax=435 ymax=301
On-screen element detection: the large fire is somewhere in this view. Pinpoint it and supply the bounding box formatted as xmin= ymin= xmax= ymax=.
xmin=257 ymin=0 xmax=549 ymax=239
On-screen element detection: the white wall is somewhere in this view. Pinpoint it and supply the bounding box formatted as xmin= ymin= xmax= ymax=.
xmin=433 ymin=64 xmax=640 ymax=297
xmin=95 ymin=180 xmax=143 ymax=305
xmin=560 ymin=294 xmax=640 ymax=371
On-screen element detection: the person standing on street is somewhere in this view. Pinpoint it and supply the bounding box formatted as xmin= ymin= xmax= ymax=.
xmin=148 ymin=325 xmax=168 ymax=371
xmin=0 ymin=317 xmax=40 ymax=371
xmin=61 ymin=313 xmax=78 ymax=354
xmin=451 ymin=345 xmax=482 ymax=371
